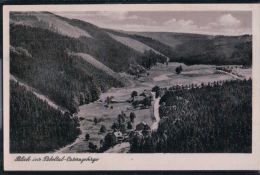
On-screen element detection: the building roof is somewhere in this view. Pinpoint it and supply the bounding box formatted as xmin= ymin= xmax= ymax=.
xmin=113 ymin=131 xmax=123 ymax=137
xmin=137 ymin=121 xmax=147 ymax=126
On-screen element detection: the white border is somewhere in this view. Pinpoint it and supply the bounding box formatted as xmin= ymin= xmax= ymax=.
xmin=3 ymin=4 xmax=260 ymax=171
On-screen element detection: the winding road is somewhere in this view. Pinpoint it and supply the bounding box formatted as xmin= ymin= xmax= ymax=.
xmin=216 ymin=69 xmax=244 ymax=80
xmin=151 ymin=92 xmax=161 ymax=131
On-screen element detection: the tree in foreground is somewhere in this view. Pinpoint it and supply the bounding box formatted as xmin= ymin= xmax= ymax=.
xmin=152 ymin=85 xmax=160 ymax=93
xmin=89 ymin=142 xmax=97 ymax=151
xmin=131 ymin=91 xmax=138 ymax=100
xmin=94 ymin=117 xmax=98 ymax=125
xmin=175 ymin=65 xmax=183 ymax=74
xmin=102 ymin=133 xmax=117 ymax=151
xmin=100 ymin=125 xmax=107 ymax=133
xmin=127 ymin=122 xmax=133 ymax=130
xmin=85 ymin=133 xmax=90 ymax=141
xmin=130 ymin=112 xmax=136 ymax=123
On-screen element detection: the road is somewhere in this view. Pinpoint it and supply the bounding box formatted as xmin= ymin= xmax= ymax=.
xmin=151 ymin=92 xmax=161 ymax=131
xmin=216 ymin=70 xmax=244 ymax=80
xmin=105 ymin=142 xmax=130 ymax=153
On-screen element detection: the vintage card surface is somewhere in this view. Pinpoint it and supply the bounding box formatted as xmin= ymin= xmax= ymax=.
xmin=3 ymin=4 xmax=260 ymax=171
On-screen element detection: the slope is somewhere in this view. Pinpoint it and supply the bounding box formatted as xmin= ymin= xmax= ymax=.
xmin=10 ymin=75 xmax=68 ymax=114
xmin=10 ymin=80 xmax=80 ymax=153
xmin=107 ymin=32 xmax=168 ymax=59
xmin=68 ymin=52 xmax=120 ymax=80
xmin=10 ymin=12 xmax=92 ymax=38
xmin=10 ymin=24 xmax=124 ymax=113
xmin=126 ymin=32 xmax=252 ymax=66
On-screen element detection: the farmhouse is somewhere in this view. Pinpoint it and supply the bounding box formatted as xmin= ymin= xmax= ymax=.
xmin=113 ymin=131 xmax=124 ymax=143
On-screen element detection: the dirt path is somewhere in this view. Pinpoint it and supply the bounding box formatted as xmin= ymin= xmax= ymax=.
xmin=54 ymin=125 xmax=86 ymax=153
xmin=105 ymin=142 xmax=130 ymax=153
xmin=216 ymin=70 xmax=244 ymax=80
xmin=10 ymin=75 xmax=67 ymax=114
xmin=54 ymin=136 xmax=81 ymax=153
xmin=151 ymin=92 xmax=161 ymax=131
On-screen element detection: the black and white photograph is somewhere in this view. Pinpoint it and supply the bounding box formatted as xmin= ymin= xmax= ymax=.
xmin=3 ymin=4 xmax=260 ymax=171
xmin=8 ymin=10 xmax=253 ymax=153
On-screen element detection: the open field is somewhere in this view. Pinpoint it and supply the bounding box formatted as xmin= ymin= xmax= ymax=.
xmin=56 ymin=62 xmax=251 ymax=153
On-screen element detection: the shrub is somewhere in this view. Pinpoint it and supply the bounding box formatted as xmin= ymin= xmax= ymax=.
xmin=175 ymin=65 xmax=183 ymax=74
xmin=85 ymin=133 xmax=90 ymax=141
xmin=89 ymin=142 xmax=97 ymax=151
xmin=100 ymin=125 xmax=107 ymax=133
xmin=130 ymin=112 xmax=136 ymax=123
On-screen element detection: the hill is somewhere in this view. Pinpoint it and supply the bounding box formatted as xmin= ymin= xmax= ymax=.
xmin=10 ymin=12 xmax=172 ymax=113
xmin=9 ymin=11 xmax=253 ymax=120
xmin=10 ymin=81 xmax=80 ymax=153
xmin=113 ymin=31 xmax=252 ymax=66
xmin=10 ymin=12 xmax=92 ymax=38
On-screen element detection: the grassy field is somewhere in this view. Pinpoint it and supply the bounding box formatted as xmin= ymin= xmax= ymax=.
xmin=57 ymin=62 xmax=251 ymax=153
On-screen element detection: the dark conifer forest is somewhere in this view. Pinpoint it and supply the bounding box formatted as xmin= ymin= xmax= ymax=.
xmin=10 ymin=81 xmax=80 ymax=153
xmin=130 ymin=79 xmax=252 ymax=153
xmin=107 ymin=30 xmax=252 ymax=66
xmin=10 ymin=24 xmax=124 ymax=113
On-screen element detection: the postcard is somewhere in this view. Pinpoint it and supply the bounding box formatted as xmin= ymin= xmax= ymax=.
xmin=3 ymin=4 xmax=260 ymax=171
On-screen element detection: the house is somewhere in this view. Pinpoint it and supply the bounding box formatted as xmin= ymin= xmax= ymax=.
xmin=113 ymin=131 xmax=124 ymax=143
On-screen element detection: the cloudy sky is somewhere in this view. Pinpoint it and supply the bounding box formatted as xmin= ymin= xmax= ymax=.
xmin=54 ymin=11 xmax=251 ymax=36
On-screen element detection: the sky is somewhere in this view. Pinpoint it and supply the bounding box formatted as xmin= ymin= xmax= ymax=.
xmin=54 ymin=11 xmax=252 ymax=36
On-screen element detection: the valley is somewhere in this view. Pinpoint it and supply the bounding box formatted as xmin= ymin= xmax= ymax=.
xmin=55 ymin=63 xmax=251 ymax=153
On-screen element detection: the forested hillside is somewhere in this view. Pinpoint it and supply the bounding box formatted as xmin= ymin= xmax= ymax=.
xmin=10 ymin=12 xmax=175 ymax=113
xmin=10 ymin=81 xmax=80 ymax=153
xmin=130 ymin=80 xmax=252 ymax=153
xmin=113 ymin=31 xmax=252 ymax=66
xmin=10 ymin=24 xmax=124 ymax=113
